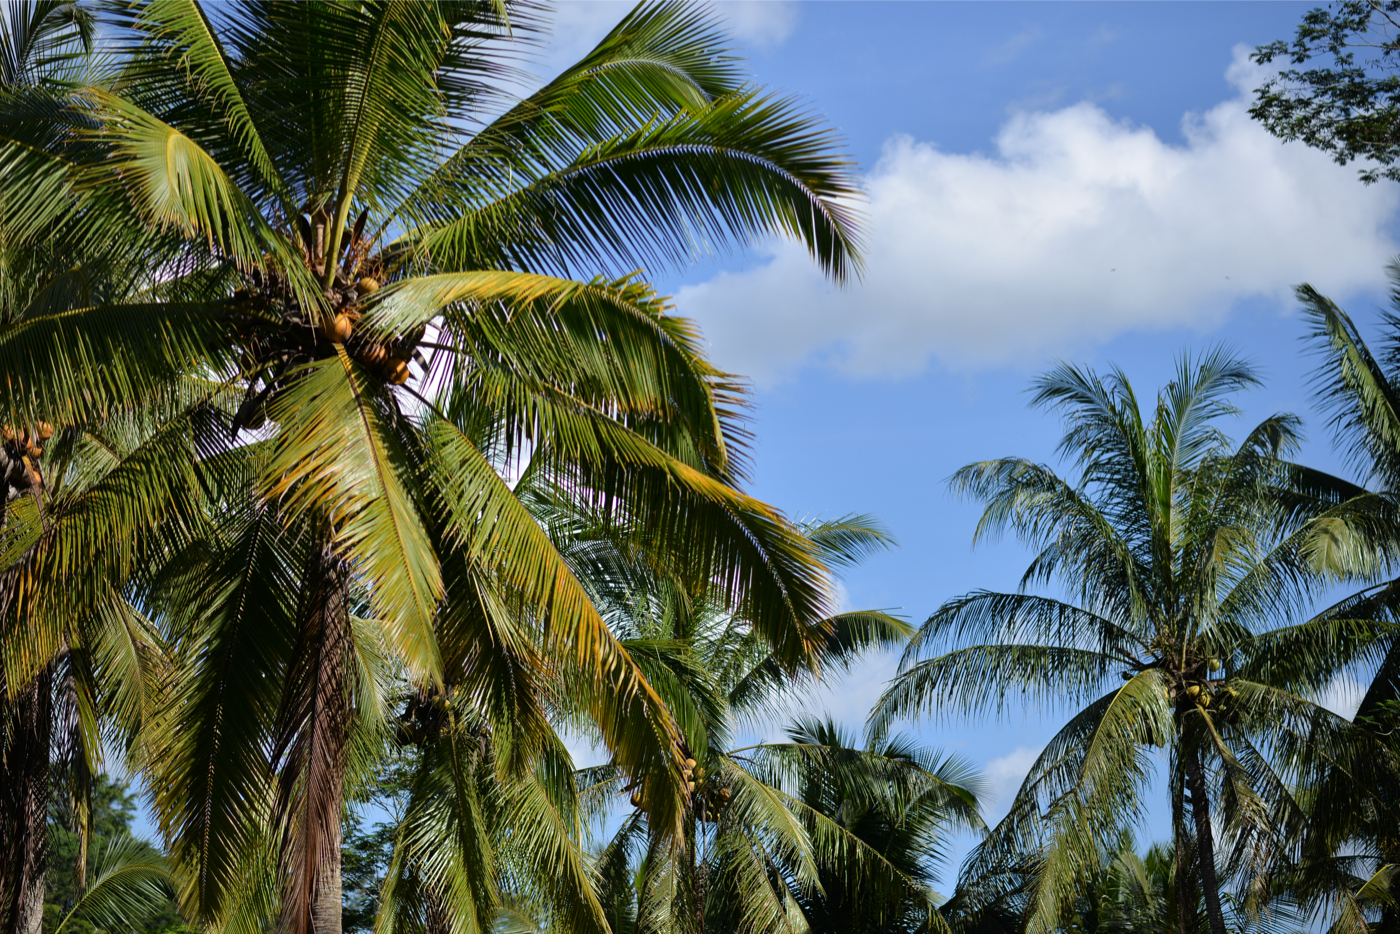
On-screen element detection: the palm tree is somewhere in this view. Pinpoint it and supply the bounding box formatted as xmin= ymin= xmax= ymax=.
xmin=871 ymin=352 xmax=1390 ymax=934
xmin=0 ymin=390 xmax=214 ymax=934
xmin=569 ymin=512 xmax=983 ymax=934
xmin=0 ymin=9 xmax=221 ymax=932
xmin=1259 ymin=272 xmax=1400 ymax=934
xmin=775 ymin=716 xmax=985 ymax=934
xmin=1 ymin=4 xmax=864 ymax=932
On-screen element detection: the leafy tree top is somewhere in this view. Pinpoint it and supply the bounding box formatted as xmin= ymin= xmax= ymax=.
xmin=1253 ymin=1 xmax=1400 ymax=184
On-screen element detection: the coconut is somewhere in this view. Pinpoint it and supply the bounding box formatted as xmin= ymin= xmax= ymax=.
xmin=1186 ymin=685 xmax=1201 ymax=698
xmin=630 ymin=792 xmax=642 ymax=808
xmin=362 ymin=344 xmax=388 ymax=366
xmin=324 ymin=313 xmax=353 ymax=343
xmin=36 ymin=422 xmax=53 ymax=440
xmin=388 ymin=359 xmax=411 ymax=385
xmin=357 ymin=277 xmax=381 ymax=293
xmin=26 ymin=444 xmax=41 ymax=459
xmin=684 ymin=758 xmax=697 ymax=770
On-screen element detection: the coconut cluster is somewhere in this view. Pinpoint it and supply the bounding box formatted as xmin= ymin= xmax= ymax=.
xmin=229 ymin=210 xmax=424 ymax=435
xmin=624 ymin=741 xmax=731 ymax=822
xmin=393 ymin=685 xmax=492 ymax=755
xmin=0 ymin=422 xmax=53 ymax=499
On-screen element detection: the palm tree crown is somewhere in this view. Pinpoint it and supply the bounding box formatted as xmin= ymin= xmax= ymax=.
xmin=0 ymin=3 xmax=867 ymax=933
xmin=873 ymin=352 xmax=1389 ymax=934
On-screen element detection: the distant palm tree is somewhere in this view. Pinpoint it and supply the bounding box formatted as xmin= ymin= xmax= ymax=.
xmin=777 ymin=716 xmax=985 ymax=934
xmin=571 ymin=513 xmax=983 ymax=934
xmin=872 ymin=353 xmax=1390 ymax=934
xmin=0 ymin=3 xmax=865 ymax=933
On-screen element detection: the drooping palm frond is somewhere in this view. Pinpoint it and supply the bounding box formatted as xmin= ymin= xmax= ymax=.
xmin=0 ymin=0 xmax=92 ymax=89
xmin=11 ymin=5 xmax=869 ymax=932
xmin=52 ymin=835 xmax=174 ymax=934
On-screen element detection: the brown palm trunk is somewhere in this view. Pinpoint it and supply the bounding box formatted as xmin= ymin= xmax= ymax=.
xmin=1171 ymin=739 xmax=1195 ymax=934
xmin=1184 ymin=746 xmax=1227 ymax=934
xmin=276 ymin=536 xmax=351 ymax=934
xmin=2 ymin=664 xmax=53 ymax=934
xmin=311 ymin=848 xmax=342 ymax=934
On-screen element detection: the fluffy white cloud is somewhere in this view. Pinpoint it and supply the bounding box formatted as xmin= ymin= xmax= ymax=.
xmin=712 ymin=0 xmax=797 ymax=48
xmin=983 ymin=746 xmax=1041 ymax=818
xmin=542 ymin=1 xmax=796 ymax=77
xmin=678 ymin=48 xmax=1400 ymax=383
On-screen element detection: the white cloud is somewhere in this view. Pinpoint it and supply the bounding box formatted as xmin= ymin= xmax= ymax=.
xmin=746 ymin=644 xmax=900 ymax=744
xmin=540 ymin=1 xmax=797 ymax=78
xmin=986 ymin=26 xmax=1043 ymax=65
xmin=713 ymin=1 xmax=797 ymax=48
xmin=983 ymin=745 xmax=1041 ymax=818
xmin=1316 ymin=674 xmax=1367 ymax=719
xmin=678 ymin=47 xmax=1400 ymax=384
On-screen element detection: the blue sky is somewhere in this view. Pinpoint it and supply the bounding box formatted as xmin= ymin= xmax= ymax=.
xmin=544 ymin=0 xmax=1400 ymax=886
xmin=104 ymin=0 xmax=1397 ymax=890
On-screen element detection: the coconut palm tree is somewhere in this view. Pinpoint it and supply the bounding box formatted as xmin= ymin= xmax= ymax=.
xmin=0 ymin=387 xmax=219 ymax=934
xmin=0 ymin=4 xmax=864 ymax=933
xmin=562 ymin=512 xmax=983 ymax=934
xmin=0 ymin=10 xmax=225 ymax=931
xmin=1256 ymin=273 xmax=1400 ymax=934
xmin=774 ymin=716 xmax=985 ymax=934
xmin=871 ymin=352 xmax=1394 ymax=934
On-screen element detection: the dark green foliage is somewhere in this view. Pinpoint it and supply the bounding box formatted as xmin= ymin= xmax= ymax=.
xmin=778 ymin=717 xmax=979 ymax=934
xmin=341 ymin=755 xmax=412 ymax=934
xmin=340 ymin=819 xmax=395 ymax=934
xmin=1252 ymin=2 xmax=1400 ymax=183
xmin=43 ymin=775 xmax=183 ymax=934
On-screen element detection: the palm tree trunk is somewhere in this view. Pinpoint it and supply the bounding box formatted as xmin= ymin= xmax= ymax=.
xmin=2 ymin=663 xmax=53 ymax=934
xmin=276 ymin=535 xmax=351 ymax=934
xmin=1184 ymin=746 xmax=1227 ymax=934
xmin=1171 ymin=758 xmax=1194 ymax=934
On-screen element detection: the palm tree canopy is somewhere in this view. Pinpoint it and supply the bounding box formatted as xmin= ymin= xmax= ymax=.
xmin=872 ymin=351 xmax=1398 ymax=934
xmin=0 ymin=3 xmax=868 ymax=929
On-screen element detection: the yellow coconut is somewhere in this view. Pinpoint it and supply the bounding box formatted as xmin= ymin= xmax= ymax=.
xmin=357 ymin=277 xmax=381 ymax=293
xmin=388 ymin=359 xmax=411 ymax=385
xmin=324 ymin=313 xmax=353 ymax=343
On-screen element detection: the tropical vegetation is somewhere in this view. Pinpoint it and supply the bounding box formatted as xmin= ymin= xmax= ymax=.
xmin=4 ymin=3 xmax=1400 ymax=934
